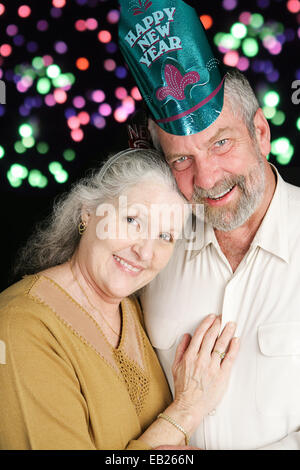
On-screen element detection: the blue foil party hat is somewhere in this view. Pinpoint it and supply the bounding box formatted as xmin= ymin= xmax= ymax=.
xmin=118 ymin=0 xmax=225 ymax=136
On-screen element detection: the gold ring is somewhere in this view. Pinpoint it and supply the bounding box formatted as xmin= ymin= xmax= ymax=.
xmin=213 ymin=350 xmax=225 ymax=359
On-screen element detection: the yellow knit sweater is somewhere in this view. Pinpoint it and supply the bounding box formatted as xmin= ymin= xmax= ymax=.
xmin=0 ymin=275 xmax=172 ymax=450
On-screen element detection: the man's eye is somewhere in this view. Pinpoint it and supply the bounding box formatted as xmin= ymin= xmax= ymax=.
xmin=159 ymin=232 xmax=173 ymax=243
xmin=215 ymin=139 xmax=229 ymax=148
xmin=171 ymin=156 xmax=193 ymax=171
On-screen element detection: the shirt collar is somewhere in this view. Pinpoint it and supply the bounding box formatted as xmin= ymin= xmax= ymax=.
xmin=187 ymin=217 xmax=218 ymax=260
xmin=188 ymin=164 xmax=289 ymax=263
xmin=251 ymin=164 xmax=289 ymax=263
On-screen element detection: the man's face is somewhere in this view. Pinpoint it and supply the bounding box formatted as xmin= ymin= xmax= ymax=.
xmin=155 ymin=97 xmax=270 ymax=231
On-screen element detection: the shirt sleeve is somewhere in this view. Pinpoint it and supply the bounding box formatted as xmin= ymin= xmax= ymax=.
xmin=126 ymin=440 xmax=153 ymax=450
xmin=0 ymin=305 xmax=97 ymax=450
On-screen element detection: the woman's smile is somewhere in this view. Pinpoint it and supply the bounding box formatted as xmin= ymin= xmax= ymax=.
xmin=112 ymin=254 xmax=144 ymax=276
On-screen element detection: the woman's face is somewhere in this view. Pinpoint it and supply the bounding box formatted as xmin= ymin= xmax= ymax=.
xmin=76 ymin=181 xmax=185 ymax=302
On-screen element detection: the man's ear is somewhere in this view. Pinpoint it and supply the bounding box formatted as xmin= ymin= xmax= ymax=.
xmin=253 ymin=108 xmax=271 ymax=158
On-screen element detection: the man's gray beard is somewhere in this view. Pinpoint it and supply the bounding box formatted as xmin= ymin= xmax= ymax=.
xmin=192 ymin=153 xmax=266 ymax=232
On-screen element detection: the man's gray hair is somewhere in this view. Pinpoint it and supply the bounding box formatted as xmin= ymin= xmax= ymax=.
xmin=148 ymin=68 xmax=260 ymax=148
xmin=224 ymin=69 xmax=260 ymax=137
xmin=13 ymin=148 xmax=180 ymax=278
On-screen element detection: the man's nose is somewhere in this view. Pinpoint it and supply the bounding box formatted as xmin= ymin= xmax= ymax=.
xmin=193 ymin=156 xmax=221 ymax=191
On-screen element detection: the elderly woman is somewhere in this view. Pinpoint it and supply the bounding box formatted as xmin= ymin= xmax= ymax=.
xmin=0 ymin=149 xmax=239 ymax=450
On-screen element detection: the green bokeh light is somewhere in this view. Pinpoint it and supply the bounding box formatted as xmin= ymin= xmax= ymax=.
xmin=37 ymin=175 xmax=48 ymax=188
xmin=0 ymin=145 xmax=5 ymax=159
xmin=36 ymin=77 xmax=51 ymax=95
xmin=22 ymin=136 xmax=35 ymax=148
xmin=214 ymin=32 xmax=224 ymax=47
xmin=219 ymin=33 xmax=241 ymax=50
xmin=10 ymin=163 xmax=28 ymax=179
xmin=264 ymin=91 xmax=280 ymax=107
xmin=66 ymin=73 xmax=75 ymax=85
xmin=242 ymin=38 xmax=259 ymax=57
xmin=49 ymin=161 xmax=63 ymax=174
xmin=37 ymin=142 xmax=49 ymax=154
xmin=231 ymin=23 xmax=248 ymax=39
xmin=271 ymin=137 xmax=291 ymax=155
xmin=24 ymin=69 xmax=36 ymax=80
xmin=260 ymin=26 xmax=273 ymax=40
xmin=276 ymin=145 xmax=294 ymax=165
xmin=296 ymin=117 xmax=300 ymax=131
xmin=19 ymin=123 xmax=33 ymax=138
xmin=7 ymin=170 xmax=23 ymax=188
xmin=271 ymin=137 xmax=294 ymax=166
xmin=63 ymin=149 xmax=76 ymax=161
xmin=271 ymin=111 xmax=286 ymax=126
xmin=46 ymin=64 xmax=61 ymax=79
xmin=263 ymin=106 xmax=276 ymax=120
xmin=32 ymin=56 xmax=44 ymax=70
xmin=250 ymin=13 xmax=264 ymax=29
xmin=49 ymin=162 xmax=69 ymax=183
xmin=54 ymin=170 xmax=69 ymax=184
xmin=52 ymin=73 xmax=75 ymax=88
xmin=14 ymin=141 xmax=26 ymax=154
xmin=28 ymin=169 xmax=48 ymax=188
xmin=49 ymin=161 xmax=69 ymax=183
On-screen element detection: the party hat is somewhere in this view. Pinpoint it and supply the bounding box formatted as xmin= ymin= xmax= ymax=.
xmin=118 ymin=0 xmax=225 ymax=136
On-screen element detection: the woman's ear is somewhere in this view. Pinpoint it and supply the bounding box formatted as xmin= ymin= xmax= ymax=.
xmin=253 ymin=108 xmax=271 ymax=158
xmin=80 ymin=207 xmax=91 ymax=225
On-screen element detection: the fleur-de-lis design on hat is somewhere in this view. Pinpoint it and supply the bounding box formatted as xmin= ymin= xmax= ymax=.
xmin=156 ymin=64 xmax=200 ymax=102
xmin=129 ymin=0 xmax=152 ymax=16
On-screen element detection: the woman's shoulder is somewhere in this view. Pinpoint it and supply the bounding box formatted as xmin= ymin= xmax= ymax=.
xmin=0 ymin=274 xmax=66 ymax=333
xmin=0 ymin=275 xmax=40 ymax=311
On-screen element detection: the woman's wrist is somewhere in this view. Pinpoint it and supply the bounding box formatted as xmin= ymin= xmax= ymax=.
xmin=136 ymin=400 xmax=204 ymax=448
xmin=163 ymin=400 xmax=205 ymax=438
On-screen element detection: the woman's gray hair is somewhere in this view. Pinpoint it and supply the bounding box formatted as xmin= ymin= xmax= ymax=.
xmin=148 ymin=68 xmax=260 ymax=148
xmin=13 ymin=148 xmax=181 ymax=278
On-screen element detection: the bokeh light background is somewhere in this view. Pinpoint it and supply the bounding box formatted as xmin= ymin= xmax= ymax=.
xmin=0 ymin=0 xmax=299 ymax=288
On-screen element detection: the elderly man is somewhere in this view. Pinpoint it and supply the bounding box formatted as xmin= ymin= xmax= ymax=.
xmin=119 ymin=0 xmax=300 ymax=449
xmin=143 ymin=70 xmax=300 ymax=450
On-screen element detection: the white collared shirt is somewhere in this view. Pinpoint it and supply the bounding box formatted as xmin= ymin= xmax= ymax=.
xmin=141 ymin=168 xmax=300 ymax=450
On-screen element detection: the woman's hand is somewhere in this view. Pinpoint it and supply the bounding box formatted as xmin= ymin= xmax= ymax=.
xmin=136 ymin=315 xmax=239 ymax=449
xmin=171 ymin=314 xmax=239 ymax=433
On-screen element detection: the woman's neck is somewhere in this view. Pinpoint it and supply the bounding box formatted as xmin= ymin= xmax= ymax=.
xmin=39 ymin=260 xmax=122 ymax=347
xmin=69 ymin=257 xmax=121 ymax=318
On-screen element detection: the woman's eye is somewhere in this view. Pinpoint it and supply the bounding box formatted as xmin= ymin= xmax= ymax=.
xmin=159 ymin=232 xmax=173 ymax=243
xmin=127 ymin=216 xmax=139 ymax=226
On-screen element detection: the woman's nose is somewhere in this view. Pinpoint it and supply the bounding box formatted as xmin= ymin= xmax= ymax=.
xmin=132 ymin=238 xmax=155 ymax=261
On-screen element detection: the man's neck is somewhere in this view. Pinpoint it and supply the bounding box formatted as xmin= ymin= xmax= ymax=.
xmin=214 ymin=163 xmax=277 ymax=273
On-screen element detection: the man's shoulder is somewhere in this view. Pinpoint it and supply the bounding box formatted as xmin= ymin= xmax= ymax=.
xmin=285 ymin=179 xmax=300 ymax=204
xmin=280 ymin=178 xmax=300 ymax=245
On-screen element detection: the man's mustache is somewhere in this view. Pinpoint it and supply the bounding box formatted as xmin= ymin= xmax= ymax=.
xmin=192 ymin=175 xmax=246 ymax=201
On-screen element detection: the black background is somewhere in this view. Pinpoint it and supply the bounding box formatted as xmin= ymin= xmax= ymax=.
xmin=0 ymin=0 xmax=299 ymax=291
